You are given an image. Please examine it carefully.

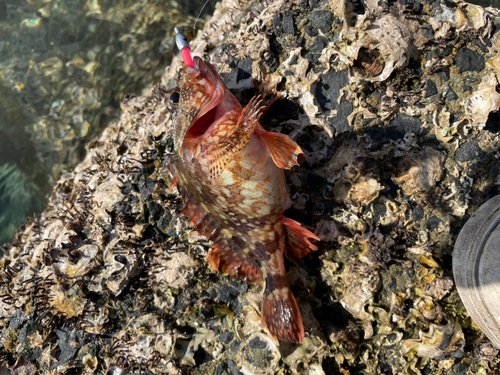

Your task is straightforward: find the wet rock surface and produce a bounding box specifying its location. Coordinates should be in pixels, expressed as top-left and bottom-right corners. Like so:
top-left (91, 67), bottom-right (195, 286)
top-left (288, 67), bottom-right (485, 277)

top-left (1, 0), bottom-right (500, 374)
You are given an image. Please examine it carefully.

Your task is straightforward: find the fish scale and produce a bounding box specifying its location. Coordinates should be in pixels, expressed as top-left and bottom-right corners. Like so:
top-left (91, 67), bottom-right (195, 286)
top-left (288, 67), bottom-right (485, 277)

top-left (168, 54), bottom-right (319, 343)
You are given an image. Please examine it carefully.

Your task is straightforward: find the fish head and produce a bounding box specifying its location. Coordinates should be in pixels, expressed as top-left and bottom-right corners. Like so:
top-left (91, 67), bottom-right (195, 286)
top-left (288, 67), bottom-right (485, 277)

top-left (169, 57), bottom-right (241, 157)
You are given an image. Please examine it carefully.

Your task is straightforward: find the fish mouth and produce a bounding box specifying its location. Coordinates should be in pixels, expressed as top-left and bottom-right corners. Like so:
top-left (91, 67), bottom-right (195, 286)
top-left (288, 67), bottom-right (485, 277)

top-left (176, 57), bottom-right (227, 156)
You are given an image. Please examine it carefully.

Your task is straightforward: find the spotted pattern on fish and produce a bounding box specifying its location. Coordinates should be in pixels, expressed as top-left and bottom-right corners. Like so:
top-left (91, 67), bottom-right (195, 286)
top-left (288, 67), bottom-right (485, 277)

top-left (167, 57), bottom-right (320, 343)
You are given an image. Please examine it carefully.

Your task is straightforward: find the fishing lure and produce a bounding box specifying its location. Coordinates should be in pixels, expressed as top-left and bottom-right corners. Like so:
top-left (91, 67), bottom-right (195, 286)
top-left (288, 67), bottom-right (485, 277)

top-left (168, 27), bottom-right (319, 343)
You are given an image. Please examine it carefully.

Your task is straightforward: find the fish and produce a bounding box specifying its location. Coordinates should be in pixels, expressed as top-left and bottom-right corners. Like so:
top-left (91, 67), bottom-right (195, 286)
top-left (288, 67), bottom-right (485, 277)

top-left (166, 53), bottom-right (320, 343)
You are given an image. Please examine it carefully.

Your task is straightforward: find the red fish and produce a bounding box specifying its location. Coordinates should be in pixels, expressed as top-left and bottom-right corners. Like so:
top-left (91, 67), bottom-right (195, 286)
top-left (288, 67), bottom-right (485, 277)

top-left (167, 56), bottom-right (319, 343)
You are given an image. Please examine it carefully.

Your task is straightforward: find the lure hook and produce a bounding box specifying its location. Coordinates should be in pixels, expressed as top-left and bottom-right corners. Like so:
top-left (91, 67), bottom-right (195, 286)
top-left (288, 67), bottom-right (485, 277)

top-left (174, 26), bottom-right (194, 68)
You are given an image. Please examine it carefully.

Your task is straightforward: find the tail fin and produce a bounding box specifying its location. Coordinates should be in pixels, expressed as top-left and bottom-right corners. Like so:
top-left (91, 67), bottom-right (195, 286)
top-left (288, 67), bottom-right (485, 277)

top-left (261, 276), bottom-right (304, 343)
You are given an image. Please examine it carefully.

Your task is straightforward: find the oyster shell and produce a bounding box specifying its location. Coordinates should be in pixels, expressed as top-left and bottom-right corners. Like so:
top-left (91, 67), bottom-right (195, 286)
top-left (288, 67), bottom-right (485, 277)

top-left (401, 318), bottom-right (465, 359)
top-left (393, 147), bottom-right (445, 196)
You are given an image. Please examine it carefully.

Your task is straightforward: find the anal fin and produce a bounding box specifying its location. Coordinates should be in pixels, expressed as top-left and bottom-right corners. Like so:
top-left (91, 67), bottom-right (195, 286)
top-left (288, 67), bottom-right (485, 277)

top-left (180, 187), bottom-right (222, 242)
top-left (282, 217), bottom-right (320, 260)
top-left (207, 239), bottom-right (263, 283)
top-left (261, 132), bottom-right (306, 170)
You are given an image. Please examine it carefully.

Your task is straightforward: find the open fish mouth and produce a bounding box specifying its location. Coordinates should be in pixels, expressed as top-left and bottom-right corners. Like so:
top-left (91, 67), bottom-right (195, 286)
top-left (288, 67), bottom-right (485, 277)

top-left (174, 57), bottom-right (227, 155)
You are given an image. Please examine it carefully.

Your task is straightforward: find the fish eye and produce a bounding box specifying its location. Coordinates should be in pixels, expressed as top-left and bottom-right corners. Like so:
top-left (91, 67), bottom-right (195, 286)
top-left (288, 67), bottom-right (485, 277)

top-left (165, 88), bottom-right (180, 112)
top-left (169, 91), bottom-right (180, 105)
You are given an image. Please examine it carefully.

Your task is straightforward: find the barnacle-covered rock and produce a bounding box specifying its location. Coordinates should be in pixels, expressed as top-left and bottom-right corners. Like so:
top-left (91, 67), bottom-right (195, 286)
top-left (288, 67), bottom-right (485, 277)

top-left (1, 0), bottom-right (500, 373)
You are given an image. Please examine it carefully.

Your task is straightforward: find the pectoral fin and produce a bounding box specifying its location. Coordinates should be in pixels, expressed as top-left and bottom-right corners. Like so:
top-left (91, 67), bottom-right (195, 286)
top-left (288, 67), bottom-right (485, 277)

top-left (261, 132), bottom-right (306, 170)
top-left (208, 96), bottom-right (264, 179)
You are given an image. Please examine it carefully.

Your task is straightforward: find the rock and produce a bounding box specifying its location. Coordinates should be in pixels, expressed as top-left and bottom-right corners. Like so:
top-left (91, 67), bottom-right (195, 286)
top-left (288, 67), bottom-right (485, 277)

top-left (308, 35), bottom-right (329, 53)
top-left (386, 114), bottom-right (422, 140)
top-left (455, 47), bottom-right (485, 72)
top-left (307, 10), bottom-right (334, 34)
top-left (219, 331), bottom-right (234, 344)
top-left (273, 14), bottom-right (282, 34)
top-left (283, 11), bottom-right (295, 35)
top-left (218, 285), bottom-right (240, 304)
top-left (455, 141), bottom-right (485, 162)
top-left (304, 24), bottom-right (319, 36)
top-left (424, 79), bottom-right (438, 97)
top-left (445, 88), bottom-right (458, 101)
top-left (315, 69), bottom-right (353, 132)
top-left (237, 57), bottom-right (253, 82)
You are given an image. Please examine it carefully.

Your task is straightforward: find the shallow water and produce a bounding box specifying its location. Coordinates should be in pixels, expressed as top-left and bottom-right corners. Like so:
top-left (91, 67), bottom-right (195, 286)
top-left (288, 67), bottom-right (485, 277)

top-left (0, 0), bottom-right (214, 246)
top-left (471, 0), bottom-right (500, 7)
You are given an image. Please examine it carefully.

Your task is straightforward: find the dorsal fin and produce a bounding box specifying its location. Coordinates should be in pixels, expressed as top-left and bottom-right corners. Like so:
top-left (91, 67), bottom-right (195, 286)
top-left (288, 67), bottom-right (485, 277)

top-left (282, 217), bottom-right (320, 260)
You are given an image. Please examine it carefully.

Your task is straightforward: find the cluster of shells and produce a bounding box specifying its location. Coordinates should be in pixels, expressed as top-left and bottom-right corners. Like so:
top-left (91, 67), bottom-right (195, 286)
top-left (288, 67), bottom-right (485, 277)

top-left (1, 0), bottom-right (500, 373)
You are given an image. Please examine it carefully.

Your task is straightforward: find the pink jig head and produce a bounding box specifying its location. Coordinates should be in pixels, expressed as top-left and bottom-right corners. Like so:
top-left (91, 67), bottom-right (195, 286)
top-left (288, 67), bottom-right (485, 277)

top-left (174, 27), bottom-right (194, 68)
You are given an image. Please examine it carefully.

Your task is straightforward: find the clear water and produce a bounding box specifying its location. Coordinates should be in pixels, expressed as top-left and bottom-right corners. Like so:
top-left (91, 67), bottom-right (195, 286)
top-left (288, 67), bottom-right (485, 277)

top-left (0, 0), bottom-right (214, 246)
top-left (0, 0), bottom-right (498, 246)
top-left (471, 0), bottom-right (500, 6)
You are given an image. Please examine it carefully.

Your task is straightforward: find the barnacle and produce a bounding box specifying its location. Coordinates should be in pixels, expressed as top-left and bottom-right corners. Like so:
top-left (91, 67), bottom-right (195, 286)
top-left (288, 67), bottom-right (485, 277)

top-left (464, 72), bottom-right (500, 129)
top-left (337, 10), bottom-right (425, 84)
top-left (48, 284), bottom-right (85, 317)
top-left (429, 2), bottom-right (490, 39)
top-left (340, 262), bottom-right (381, 339)
top-left (349, 176), bottom-right (383, 205)
top-left (393, 147), bottom-right (445, 196)
top-left (239, 332), bottom-right (281, 375)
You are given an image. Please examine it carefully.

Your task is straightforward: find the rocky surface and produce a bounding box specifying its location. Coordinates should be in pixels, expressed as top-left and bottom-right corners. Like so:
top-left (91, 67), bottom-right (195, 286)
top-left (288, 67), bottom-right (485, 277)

top-left (1, 0), bottom-right (500, 374)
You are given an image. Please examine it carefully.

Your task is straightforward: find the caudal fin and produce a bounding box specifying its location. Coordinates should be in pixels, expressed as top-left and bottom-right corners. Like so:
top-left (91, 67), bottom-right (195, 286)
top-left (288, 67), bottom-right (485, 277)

top-left (261, 276), bottom-right (304, 343)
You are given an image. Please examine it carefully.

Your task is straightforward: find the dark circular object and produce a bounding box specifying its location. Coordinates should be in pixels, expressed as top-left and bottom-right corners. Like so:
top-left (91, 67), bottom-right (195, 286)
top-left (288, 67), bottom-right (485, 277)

top-left (169, 91), bottom-right (180, 105)
top-left (453, 194), bottom-right (500, 349)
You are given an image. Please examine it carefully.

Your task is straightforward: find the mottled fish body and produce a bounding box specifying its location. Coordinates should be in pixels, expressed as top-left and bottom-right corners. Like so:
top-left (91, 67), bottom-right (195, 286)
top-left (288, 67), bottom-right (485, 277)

top-left (168, 56), bottom-right (319, 343)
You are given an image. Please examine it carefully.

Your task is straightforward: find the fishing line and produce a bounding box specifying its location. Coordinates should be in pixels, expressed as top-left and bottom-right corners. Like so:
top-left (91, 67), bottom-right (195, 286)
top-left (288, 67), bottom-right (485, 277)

top-left (174, 0), bottom-right (211, 68)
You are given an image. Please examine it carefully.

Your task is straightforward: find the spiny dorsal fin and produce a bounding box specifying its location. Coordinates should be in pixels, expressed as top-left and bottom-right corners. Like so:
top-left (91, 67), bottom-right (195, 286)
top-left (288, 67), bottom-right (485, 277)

top-left (282, 217), bottom-right (320, 260)
top-left (208, 96), bottom-right (264, 180)
top-left (261, 132), bottom-right (306, 170)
